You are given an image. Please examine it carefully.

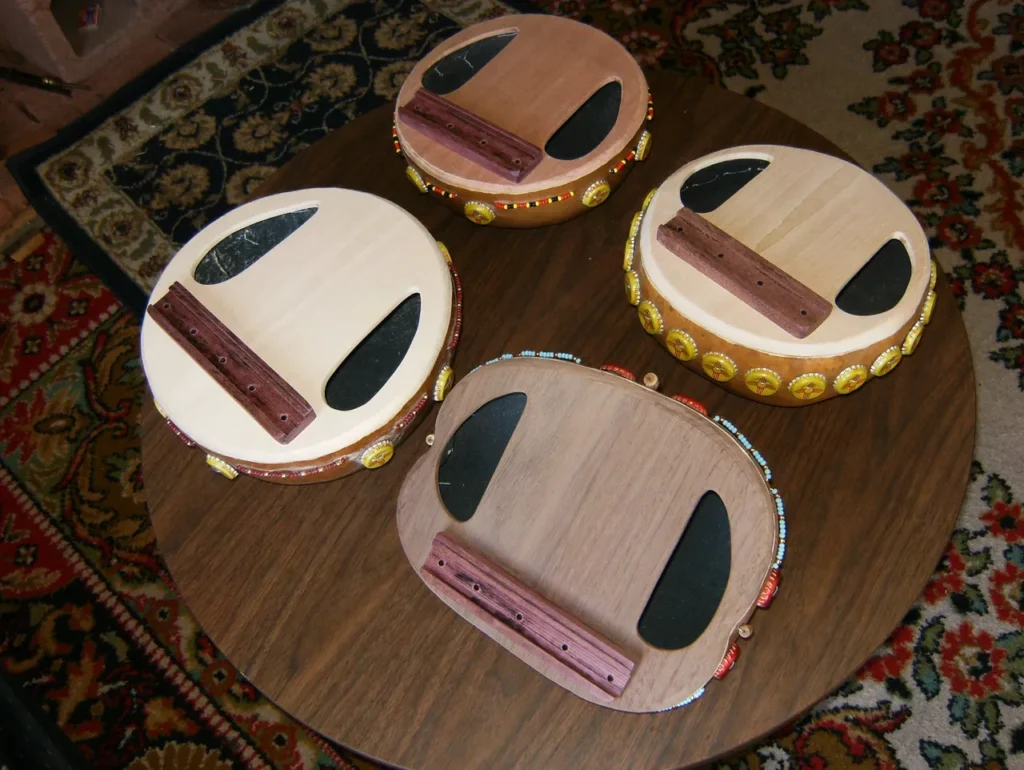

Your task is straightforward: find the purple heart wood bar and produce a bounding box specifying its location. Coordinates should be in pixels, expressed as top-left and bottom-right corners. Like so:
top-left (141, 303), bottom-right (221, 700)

top-left (656, 208), bottom-right (832, 339)
top-left (146, 281), bottom-right (315, 444)
top-left (398, 90), bottom-right (543, 183)
top-left (393, 15), bottom-right (652, 227)
top-left (421, 531), bottom-right (635, 701)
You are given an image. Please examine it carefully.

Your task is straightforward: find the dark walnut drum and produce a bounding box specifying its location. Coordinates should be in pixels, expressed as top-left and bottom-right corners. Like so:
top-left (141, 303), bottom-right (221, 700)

top-left (624, 145), bottom-right (937, 406)
top-left (393, 15), bottom-right (653, 228)
top-left (140, 188), bottom-right (462, 484)
top-left (396, 352), bottom-right (785, 712)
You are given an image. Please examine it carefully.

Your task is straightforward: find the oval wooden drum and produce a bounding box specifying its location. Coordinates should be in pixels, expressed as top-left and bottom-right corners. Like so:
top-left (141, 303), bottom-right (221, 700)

top-left (624, 145), bottom-right (937, 405)
top-left (393, 15), bottom-right (653, 228)
top-left (140, 188), bottom-right (462, 484)
top-left (396, 353), bottom-right (785, 713)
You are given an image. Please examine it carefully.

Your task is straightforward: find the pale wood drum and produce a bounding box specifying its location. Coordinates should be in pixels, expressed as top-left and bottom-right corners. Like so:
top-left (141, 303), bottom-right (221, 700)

top-left (396, 354), bottom-right (785, 712)
top-left (394, 15), bottom-right (653, 228)
top-left (625, 145), bottom-right (937, 406)
top-left (140, 188), bottom-right (461, 483)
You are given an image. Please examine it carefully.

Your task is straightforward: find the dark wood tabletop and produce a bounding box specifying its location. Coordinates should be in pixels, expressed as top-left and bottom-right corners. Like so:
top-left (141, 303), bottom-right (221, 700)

top-left (141, 70), bottom-right (977, 770)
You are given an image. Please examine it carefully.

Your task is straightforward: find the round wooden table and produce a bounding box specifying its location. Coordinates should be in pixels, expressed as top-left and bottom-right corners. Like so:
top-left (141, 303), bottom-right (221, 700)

top-left (142, 70), bottom-right (976, 770)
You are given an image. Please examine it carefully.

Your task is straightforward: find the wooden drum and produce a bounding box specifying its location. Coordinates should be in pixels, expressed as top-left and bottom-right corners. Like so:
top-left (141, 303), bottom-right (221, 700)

top-left (140, 188), bottom-right (461, 484)
top-left (393, 15), bottom-right (653, 228)
top-left (624, 145), bottom-right (937, 405)
top-left (396, 352), bottom-right (785, 712)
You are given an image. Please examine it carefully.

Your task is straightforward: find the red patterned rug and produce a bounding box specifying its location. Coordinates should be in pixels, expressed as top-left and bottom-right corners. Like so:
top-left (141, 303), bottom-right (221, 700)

top-left (2, 0), bottom-right (1023, 768)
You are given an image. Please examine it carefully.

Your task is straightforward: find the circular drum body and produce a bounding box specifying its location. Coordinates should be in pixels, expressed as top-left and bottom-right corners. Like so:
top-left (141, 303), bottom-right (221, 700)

top-left (625, 145), bottom-right (937, 406)
top-left (396, 352), bottom-right (785, 712)
top-left (393, 15), bottom-right (653, 228)
top-left (140, 188), bottom-right (461, 484)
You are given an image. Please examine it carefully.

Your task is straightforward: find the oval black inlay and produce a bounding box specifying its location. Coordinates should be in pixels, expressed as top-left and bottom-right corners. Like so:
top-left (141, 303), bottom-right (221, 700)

top-left (835, 238), bottom-right (913, 316)
top-left (421, 32), bottom-right (517, 95)
top-left (437, 392), bottom-right (527, 522)
top-left (324, 294), bottom-right (421, 412)
top-left (637, 491), bottom-right (731, 650)
top-left (544, 81), bottom-right (622, 161)
top-left (193, 207), bottom-right (317, 285)
top-left (679, 159), bottom-right (770, 214)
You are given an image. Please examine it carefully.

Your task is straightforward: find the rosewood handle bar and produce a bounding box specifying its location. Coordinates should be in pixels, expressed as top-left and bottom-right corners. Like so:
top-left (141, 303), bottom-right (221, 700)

top-left (657, 207), bottom-right (832, 338)
top-left (421, 532), bottom-right (635, 699)
top-left (146, 281), bottom-right (315, 444)
top-left (398, 89), bottom-right (543, 183)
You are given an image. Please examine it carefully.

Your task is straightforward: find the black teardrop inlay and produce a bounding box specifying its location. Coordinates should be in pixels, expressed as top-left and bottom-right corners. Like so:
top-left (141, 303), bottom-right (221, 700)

top-left (834, 238), bottom-right (913, 316)
top-left (679, 159), bottom-right (770, 214)
top-left (637, 491), bottom-right (731, 650)
top-left (545, 82), bottom-right (622, 161)
top-left (421, 33), bottom-right (517, 95)
top-left (324, 294), bottom-right (421, 412)
top-left (193, 208), bottom-right (317, 285)
top-left (437, 393), bottom-right (527, 522)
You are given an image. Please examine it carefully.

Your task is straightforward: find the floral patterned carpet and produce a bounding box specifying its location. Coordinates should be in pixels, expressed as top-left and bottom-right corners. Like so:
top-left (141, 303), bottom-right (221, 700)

top-left (2, 0), bottom-right (1023, 768)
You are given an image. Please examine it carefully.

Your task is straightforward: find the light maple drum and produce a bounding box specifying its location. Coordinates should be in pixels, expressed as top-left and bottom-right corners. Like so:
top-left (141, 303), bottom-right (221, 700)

top-left (629, 145), bottom-right (935, 406)
top-left (142, 72), bottom-right (976, 770)
top-left (140, 188), bottom-right (459, 483)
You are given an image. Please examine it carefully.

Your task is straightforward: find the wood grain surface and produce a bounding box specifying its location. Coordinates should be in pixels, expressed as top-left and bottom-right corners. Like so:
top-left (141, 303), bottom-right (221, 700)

top-left (396, 357), bottom-right (778, 712)
top-left (146, 281), bottom-right (315, 444)
top-left (142, 71), bottom-right (977, 770)
top-left (395, 15), bottom-right (649, 194)
top-left (655, 207), bottom-right (833, 339)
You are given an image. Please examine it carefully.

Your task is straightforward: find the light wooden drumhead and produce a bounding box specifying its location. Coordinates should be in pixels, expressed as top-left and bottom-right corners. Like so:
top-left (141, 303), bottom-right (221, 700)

top-left (397, 358), bottom-right (778, 712)
top-left (640, 145), bottom-right (931, 358)
top-left (395, 15), bottom-right (649, 195)
top-left (140, 188), bottom-right (452, 466)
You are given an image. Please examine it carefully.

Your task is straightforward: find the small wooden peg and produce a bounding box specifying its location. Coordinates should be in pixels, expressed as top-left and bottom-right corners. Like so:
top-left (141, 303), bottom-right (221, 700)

top-left (738, 624), bottom-right (753, 639)
top-left (642, 372), bottom-right (660, 390)
top-left (426, 433), bottom-right (435, 446)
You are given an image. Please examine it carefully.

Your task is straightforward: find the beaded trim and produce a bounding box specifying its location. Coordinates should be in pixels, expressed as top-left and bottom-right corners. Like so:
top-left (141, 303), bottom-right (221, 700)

top-left (166, 419), bottom-right (196, 448)
top-left (471, 350), bottom-right (584, 375)
top-left (609, 149), bottom-right (637, 175)
top-left (713, 416), bottom-right (786, 570)
top-left (496, 191), bottom-right (575, 210)
top-left (428, 183), bottom-right (458, 199)
top-left (609, 94), bottom-right (655, 174)
top-left (659, 411), bottom-right (784, 710)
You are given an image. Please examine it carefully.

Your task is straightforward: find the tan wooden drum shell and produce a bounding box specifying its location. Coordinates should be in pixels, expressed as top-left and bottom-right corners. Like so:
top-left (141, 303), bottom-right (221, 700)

top-left (140, 189), bottom-right (462, 484)
top-left (396, 355), bottom-right (786, 712)
top-left (625, 145), bottom-right (937, 406)
top-left (393, 15), bottom-right (653, 228)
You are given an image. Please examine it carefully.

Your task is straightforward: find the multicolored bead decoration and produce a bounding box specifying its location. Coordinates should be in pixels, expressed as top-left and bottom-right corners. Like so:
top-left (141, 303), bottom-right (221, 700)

top-left (712, 415), bottom-right (786, 570)
top-left (471, 350), bottom-right (584, 375)
top-left (496, 191), bottom-right (575, 210)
